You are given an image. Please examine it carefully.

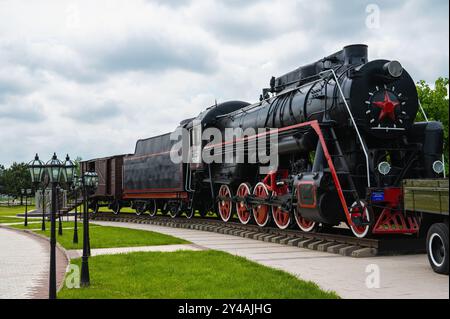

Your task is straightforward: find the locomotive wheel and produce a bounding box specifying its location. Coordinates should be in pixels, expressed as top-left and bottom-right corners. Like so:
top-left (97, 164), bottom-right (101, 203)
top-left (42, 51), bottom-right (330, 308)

top-left (147, 200), bottom-right (157, 217)
top-left (271, 188), bottom-right (291, 229)
top-left (272, 206), bottom-right (291, 230)
top-left (135, 201), bottom-right (146, 216)
top-left (349, 201), bottom-right (373, 238)
top-left (252, 182), bottom-right (271, 227)
top-left (186, 207), bottom-right (195, 219)
top-left (293, 189), bottom-right (317, 232)
top-left (236, 183), bottom-right (252, 225)
top-left (218, 185), bottom-right (233, 222)
top-left (295, 215), bottom-right (317, 232)
top-left (111, 201), bottom-right (121, 215)
top-left (167, 202), bottom-right (180, 218)
top-left (168, 208), bottom-right (178, 218)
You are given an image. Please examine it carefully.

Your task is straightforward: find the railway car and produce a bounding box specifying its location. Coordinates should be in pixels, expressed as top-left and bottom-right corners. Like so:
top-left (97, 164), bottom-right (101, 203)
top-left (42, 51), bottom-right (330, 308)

top-left (121, 131), bottom-right (189, 217)
top-left (81, 154), bottom-right (127, 214)
top-left (82, 44), bottom-right (447, 240)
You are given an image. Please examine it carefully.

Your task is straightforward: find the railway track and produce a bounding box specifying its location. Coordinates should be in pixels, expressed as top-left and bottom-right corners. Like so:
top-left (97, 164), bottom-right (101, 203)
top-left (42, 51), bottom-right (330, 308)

top-left (90, 212), bottom-right (426, 258)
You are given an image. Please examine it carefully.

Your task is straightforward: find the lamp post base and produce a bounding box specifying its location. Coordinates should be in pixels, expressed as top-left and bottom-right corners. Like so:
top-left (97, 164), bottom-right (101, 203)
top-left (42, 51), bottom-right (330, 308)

top-left (58, 216), bottom-right (63, 236)
top-left (73, 230), bottom-right (78, 244)
top-left (24, 199), bottom-right (28, 227)
top-left (80, 257), bottom-right (90, 287)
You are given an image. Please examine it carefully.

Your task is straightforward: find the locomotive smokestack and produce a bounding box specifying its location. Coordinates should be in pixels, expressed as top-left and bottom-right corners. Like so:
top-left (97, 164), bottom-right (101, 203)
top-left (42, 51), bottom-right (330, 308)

top-left (343, 44), bottom-right (368, 65)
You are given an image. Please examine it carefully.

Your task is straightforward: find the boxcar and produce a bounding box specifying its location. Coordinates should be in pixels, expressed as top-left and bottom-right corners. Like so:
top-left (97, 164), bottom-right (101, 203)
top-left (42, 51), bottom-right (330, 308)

top-left (81, 154), bottom-right (127, 213)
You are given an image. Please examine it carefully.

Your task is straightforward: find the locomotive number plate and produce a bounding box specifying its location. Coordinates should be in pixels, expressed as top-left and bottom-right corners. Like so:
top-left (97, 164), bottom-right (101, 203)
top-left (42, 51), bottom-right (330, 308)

top-left (371, 191), bottom-right (385, 202)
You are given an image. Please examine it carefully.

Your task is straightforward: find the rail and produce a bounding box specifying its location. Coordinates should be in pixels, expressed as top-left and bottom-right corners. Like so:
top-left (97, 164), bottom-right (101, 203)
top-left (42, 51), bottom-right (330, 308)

top-left (90, 212), bottom-right (426, 254)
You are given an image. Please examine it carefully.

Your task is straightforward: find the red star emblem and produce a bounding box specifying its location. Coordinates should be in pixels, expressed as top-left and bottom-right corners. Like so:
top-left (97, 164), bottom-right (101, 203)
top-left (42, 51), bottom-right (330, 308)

top-left (373, 91), bottom-right (399, 121)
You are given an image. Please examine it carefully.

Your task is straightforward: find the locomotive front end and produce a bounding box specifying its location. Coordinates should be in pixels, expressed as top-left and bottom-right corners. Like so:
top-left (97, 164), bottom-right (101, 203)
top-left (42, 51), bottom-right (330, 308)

top-left (345, 56), bottom-right (419, 139)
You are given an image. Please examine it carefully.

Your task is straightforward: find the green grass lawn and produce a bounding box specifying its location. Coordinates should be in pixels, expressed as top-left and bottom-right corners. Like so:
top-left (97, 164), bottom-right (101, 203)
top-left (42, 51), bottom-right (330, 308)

top-left (59, 250), bottom-right (338, 299)
top-left (1, 205), bottom-right (188, 249)
top-left (0, 216), bottom-right (27, 223)
top-left (5, 218), bottom-right (188, 250)
top-left (37, 224), bottom-right (188, 250)
top-left (0, 205), bottom-right (29, 216)
top-left (0, 205), bottom-right (41, 223)
top-left (9, 220), bottom-right (80, 230)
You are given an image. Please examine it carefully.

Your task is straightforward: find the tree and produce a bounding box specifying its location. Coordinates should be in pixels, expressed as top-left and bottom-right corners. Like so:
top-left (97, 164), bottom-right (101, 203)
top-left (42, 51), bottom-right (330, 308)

top-left (1, 162), bottom-right (32, 204)
top-left (416, 77), bottom-right (449, 173)
top-left (74, 156), bottom-right (82, 177)
top-left (0, 164), bottom-right (5, 194)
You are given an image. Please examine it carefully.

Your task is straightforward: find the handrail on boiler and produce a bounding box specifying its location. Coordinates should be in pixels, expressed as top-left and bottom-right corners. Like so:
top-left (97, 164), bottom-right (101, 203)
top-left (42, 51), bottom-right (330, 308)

top-left (319, 69), bottom-right (371, 188)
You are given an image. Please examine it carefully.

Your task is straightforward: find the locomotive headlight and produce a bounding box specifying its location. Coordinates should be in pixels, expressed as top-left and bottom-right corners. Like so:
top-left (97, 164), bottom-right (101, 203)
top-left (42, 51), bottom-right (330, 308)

top-left (377, 161), bottom-right (391, 175)
top-left (383, 61), bottom-right (403, 78)
top-left (432, 160), bottom-right (444, 174)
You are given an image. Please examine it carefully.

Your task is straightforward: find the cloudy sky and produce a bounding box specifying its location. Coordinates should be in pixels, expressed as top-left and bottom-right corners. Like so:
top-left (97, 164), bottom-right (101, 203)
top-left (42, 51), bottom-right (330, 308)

top-left (0, 0), bottom-right (448, 166)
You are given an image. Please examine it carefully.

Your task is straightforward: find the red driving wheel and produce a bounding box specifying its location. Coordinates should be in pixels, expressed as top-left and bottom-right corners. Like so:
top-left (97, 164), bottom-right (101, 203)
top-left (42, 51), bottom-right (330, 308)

top-left (218, 185), bottom-right (233, 222)
top-left (293, 189), bottom-right (317, 232)
top-left (236, 183), bottom-right (252, 224)
top-left (349, 201), bottom-right (372, 238)
top-left (272, 205), bottom-right (291, 230)
top-left (271, 185), bottom-right (291, 229)
top-left (252, 182), bottom-right (271, 227)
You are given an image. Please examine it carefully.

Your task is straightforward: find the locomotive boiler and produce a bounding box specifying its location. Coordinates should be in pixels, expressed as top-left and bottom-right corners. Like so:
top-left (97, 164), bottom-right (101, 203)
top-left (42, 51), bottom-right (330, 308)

top-left (83, 44), bottom-right (445, 239)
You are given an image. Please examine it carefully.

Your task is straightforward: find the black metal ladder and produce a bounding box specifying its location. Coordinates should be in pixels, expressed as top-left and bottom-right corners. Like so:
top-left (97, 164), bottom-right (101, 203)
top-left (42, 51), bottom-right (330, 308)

top-left (320, 124), bottom-right (366, 224)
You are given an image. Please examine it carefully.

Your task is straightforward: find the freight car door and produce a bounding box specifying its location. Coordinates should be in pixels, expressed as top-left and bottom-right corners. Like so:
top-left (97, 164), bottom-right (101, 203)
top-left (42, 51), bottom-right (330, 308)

top-left (97, 159), bottom-right (108, 195)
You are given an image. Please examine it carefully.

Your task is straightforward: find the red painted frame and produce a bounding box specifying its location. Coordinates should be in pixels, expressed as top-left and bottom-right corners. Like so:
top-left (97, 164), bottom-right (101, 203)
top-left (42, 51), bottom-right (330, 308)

top-left (372, 187), bottom-right (419, 234)
top-left (261, 169), bottom-right (289, 195)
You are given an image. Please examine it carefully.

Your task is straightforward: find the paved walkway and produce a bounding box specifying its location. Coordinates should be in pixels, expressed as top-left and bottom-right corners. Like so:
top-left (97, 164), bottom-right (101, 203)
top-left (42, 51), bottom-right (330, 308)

top-left (0, 227), bottom-right (49, 298)
top-left (66, 244), bottom-right (204, 259)
top-left (92, 221), bottom-right (449, 299)
top-left (0, 227), bottom-right (68, 299)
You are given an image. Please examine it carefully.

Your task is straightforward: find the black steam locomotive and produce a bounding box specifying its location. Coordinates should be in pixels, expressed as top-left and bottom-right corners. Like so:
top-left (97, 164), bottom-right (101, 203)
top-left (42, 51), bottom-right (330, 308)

top-left (82, 44), bottom-right (445, 238)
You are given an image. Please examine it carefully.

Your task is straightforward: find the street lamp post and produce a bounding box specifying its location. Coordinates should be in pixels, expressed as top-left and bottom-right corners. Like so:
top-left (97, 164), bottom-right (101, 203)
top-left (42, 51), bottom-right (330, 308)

top-left (57, 186), bottom-right (63, 236)
top-left (22, 188), bottom-right (28, 227)
top-left (62, 155), bottom-right (76, 241)
top-left (72, 180), bottom-right (79, 244)
top-left (28, 154), bottom-right (45, 230)
top-left (28, 153), bottom-right (77, 299)
top-left (80, 171), bottom-right (98, 287)
top-left (41, 184), bottom-right (47, 231)
top-left (45, 153), bottom-right (64, 299)
top-left (27, 188), bottom-right (32, 203)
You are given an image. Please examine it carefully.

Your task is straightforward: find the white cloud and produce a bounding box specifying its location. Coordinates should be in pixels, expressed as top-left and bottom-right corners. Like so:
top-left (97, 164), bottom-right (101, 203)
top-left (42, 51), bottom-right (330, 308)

top-left (0, 0), bottom-right (448, 166)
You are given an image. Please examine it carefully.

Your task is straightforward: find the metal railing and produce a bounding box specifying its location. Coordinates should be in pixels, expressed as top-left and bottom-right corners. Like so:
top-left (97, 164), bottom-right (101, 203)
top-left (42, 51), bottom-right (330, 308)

top-left (319, 68), bottom-right (371, 188)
